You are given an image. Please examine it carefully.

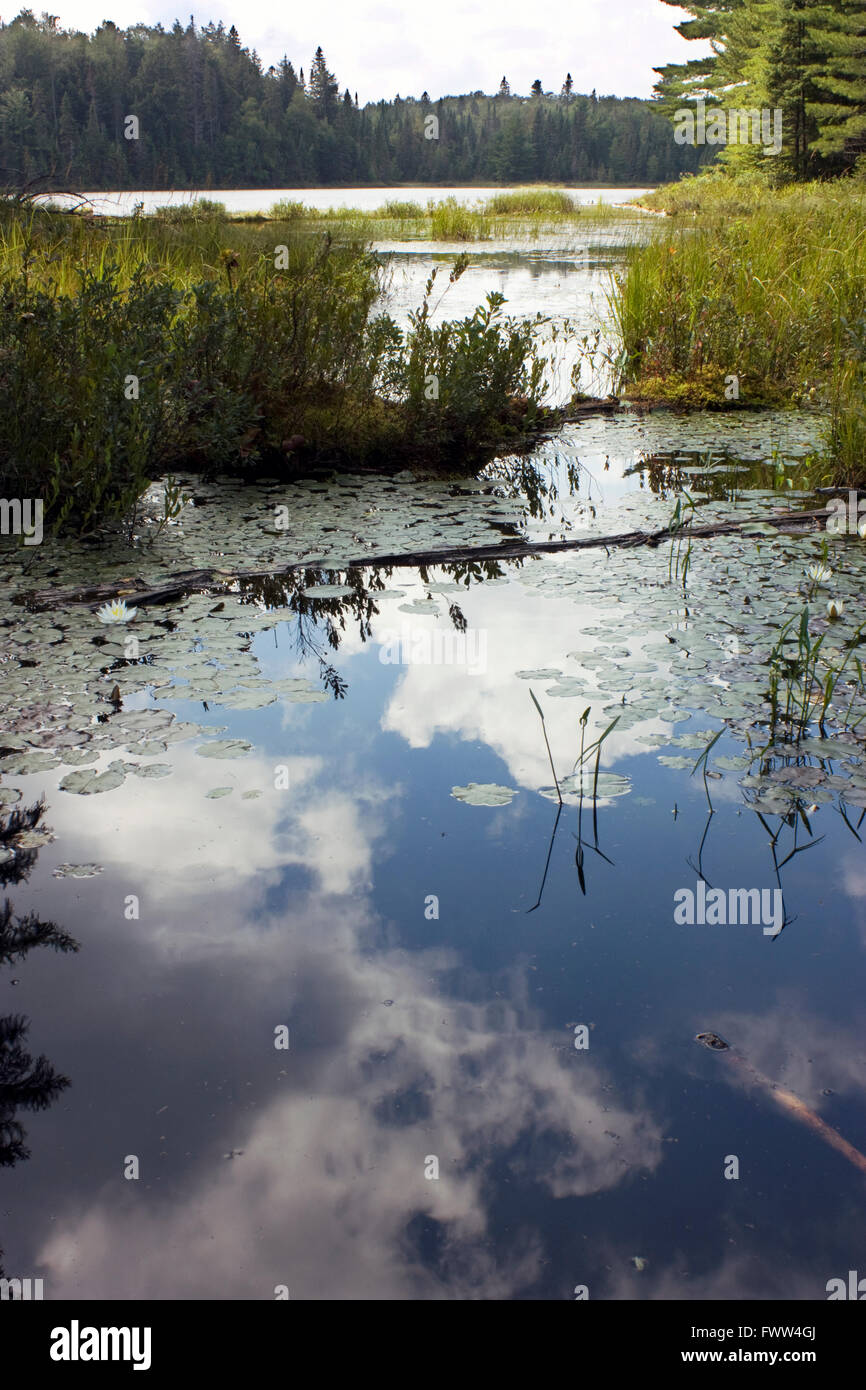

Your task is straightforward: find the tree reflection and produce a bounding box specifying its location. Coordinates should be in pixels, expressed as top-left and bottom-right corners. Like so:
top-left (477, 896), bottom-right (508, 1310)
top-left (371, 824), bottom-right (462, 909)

top-left (0, 798), bottom-right (76, 1276)
top-left (482, 452), bottom-right (588, 534)
top-left (234, 557), bottom-right (516, 698)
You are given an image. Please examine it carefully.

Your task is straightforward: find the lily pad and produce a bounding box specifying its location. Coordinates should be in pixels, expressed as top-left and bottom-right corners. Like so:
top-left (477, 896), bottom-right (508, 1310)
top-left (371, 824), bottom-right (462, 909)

top-left (301, 584), bottom-right (357, 598)
top-left (195, 739), bottom-right (253, 759)
top-left (451, 782), bottom-right (518, 806)
top-left (0, 751), bottom-right (62, 774)
top-left (59, 766), bottom-right (126, 794)
top-left (12, 829), bottom-right (54, 848)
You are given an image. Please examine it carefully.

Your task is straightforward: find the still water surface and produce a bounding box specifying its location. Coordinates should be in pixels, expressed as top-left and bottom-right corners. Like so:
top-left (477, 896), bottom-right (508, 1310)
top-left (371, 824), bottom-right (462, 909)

top-left (1, 214), bottom-right (864, 1301)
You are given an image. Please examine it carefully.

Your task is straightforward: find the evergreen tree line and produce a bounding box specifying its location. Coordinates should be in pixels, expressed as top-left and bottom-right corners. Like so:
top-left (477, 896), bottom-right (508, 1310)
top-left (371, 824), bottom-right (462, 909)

top-left (0, 10), bottom-right (708, 190)
top-left (654, 0), bottom-right (866, 178)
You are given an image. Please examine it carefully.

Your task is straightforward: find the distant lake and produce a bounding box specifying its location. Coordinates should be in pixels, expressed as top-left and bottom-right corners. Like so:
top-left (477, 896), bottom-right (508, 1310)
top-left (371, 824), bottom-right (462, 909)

top-left (39, 185), bottom-right (653, 217)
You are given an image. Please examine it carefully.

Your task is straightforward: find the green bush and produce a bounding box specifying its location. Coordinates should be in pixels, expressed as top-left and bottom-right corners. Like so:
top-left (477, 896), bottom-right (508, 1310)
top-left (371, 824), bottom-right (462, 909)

top-left (0, 209), bottom-right (552, 533)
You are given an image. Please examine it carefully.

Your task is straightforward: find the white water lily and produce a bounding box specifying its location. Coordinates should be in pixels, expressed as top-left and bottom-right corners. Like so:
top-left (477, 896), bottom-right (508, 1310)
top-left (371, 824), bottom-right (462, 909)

top-left (827, 598), bottom-right (845, 620)
top-left (96, 598), bottom-right (138, 624)
top-left (808, 563), bottom-right (833, 584)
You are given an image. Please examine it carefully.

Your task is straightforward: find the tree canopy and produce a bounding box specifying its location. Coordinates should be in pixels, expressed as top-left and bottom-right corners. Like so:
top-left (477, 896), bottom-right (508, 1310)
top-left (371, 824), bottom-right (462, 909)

top-left (0, 11), bottom-right (707, 189)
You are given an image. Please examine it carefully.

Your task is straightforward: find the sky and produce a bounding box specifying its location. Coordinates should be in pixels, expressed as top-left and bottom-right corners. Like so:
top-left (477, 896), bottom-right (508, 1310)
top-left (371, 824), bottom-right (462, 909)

top-left (18, 0), bottom-right (704, 103)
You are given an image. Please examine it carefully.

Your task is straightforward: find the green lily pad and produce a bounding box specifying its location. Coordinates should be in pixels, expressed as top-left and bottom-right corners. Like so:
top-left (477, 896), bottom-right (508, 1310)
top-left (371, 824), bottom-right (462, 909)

top-left (12, 828), bottom-right (54, 848)
top-left (0, 751), bottom-right (62, 774)
top-left (59, 766), bottom-right (126, 794)
top-left (195, 739), bottom-right (253, 759)
top-left (451, 782), bottom-right (518, 806)
top-left (301, 584), bottom-right (356, 598)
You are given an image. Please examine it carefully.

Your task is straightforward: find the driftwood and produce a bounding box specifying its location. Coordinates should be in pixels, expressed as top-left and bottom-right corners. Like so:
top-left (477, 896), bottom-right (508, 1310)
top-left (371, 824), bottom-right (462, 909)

top-left (15, 506), bottom-right (831, 612)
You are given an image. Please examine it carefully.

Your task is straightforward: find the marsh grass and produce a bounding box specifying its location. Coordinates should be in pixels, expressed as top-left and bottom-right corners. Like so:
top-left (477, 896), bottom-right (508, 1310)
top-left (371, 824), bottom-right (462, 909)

top-left (257, 190), bottom-right (645, 243)
top-left (765, 605), bottom-right (866, 742)
top-left (528, 692), bottom-right (620, 902)
top-left (611, 176), bottom-right (866, 481)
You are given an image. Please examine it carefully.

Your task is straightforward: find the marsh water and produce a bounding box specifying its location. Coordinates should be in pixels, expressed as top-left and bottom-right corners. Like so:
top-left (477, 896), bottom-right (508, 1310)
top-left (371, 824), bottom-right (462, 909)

top-left (2, 205), bottom-right (865, 1301)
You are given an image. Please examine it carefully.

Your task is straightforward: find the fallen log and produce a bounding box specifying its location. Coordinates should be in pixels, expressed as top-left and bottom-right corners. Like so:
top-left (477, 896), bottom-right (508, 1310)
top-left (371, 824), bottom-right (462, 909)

top-left (15, 506), bottom-right (831, 612)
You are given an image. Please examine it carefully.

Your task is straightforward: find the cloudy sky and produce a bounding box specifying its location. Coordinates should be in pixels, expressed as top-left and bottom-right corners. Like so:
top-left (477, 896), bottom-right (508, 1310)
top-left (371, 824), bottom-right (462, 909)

top-left (32, 0), bottom-right (704, 103)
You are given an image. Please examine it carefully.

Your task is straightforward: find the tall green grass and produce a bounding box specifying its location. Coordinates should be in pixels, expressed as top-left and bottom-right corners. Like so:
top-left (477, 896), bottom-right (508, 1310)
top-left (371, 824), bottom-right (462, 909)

top-left (482, 189), bottom-right (578, 216)
top-left (611, 176), bottom-right (866, 480)
top-left (429, 197), bottom-right (486, 241)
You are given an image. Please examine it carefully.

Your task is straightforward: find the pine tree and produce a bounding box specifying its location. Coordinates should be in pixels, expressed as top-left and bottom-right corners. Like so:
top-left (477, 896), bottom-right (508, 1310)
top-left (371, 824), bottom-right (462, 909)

top-left (806, 0), bottom-right (866, 160)
top-left (308, 46), bottom-right (338, 120)
top-left (530, 78), bottom-right (543, 98)
top-left (562, 73), bottom-right (573, 102)
top-left (652, 0), bottom-right (745, 114)
top-left (498, 75), bottom-right (510, 98)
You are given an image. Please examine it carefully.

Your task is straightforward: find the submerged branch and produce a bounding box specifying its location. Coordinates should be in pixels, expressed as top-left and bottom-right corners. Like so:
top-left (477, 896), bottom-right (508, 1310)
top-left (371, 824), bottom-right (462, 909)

top-left (16, 507), bottom-right (831, 613)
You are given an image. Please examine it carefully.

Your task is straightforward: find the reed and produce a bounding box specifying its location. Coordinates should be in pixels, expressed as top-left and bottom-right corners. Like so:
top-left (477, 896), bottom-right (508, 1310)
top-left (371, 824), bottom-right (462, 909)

top-left (610, 175), bottom-right (866, 482)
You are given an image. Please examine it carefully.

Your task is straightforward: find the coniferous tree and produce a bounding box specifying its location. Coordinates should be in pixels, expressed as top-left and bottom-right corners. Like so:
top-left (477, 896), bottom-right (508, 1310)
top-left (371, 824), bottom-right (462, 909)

top-left (308, 46), bottom-right (338, 120)
top-left (652, 0), bottom-right (745, 114)
top-left (806, 0), bottom-right (866, 160)
top-left (0, 12), bottom-right (709, 189)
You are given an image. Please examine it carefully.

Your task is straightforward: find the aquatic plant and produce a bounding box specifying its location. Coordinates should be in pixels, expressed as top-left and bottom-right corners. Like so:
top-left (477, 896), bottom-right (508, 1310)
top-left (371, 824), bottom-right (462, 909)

top-left (96, 599), bottom-right (138, 624)
top-left (666, 491), bottom-right (695, 588)
top-left (765, 605), bottom-right (866, 742)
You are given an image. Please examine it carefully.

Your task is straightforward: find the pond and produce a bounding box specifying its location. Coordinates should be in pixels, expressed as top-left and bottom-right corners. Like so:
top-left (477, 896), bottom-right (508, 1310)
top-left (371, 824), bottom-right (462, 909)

top-left (1, 220), bottom-right (864, 1302)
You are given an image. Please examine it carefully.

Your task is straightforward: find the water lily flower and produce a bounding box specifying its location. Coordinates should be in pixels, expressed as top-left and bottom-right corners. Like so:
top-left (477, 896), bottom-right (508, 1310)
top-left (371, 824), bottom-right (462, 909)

top-left (808, 563), bottom-right (833, 583)
top-left (97, 599), bottom-right (138, 624)
top-left (858, 518), bottom-right (866, 540)
top-left (827, 598), bottom-right (844, 620)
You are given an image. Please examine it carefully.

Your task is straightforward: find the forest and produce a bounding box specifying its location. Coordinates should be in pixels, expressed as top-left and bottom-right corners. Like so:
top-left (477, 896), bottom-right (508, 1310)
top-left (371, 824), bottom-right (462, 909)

top-left (0, 11), bottom-right (708, 189)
